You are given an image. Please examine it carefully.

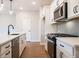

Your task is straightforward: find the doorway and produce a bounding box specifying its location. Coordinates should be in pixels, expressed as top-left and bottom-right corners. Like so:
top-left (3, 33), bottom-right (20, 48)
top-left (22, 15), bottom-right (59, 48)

top-left (22, 18), bottom-right (32, 42)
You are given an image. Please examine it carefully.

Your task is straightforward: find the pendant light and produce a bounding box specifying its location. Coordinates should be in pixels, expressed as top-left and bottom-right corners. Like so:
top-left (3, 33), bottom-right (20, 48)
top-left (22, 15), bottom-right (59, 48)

top-left (9, 0), bottom-right (13, 14)
top-left (1, 0), bottom-right (3, 7)
top-left (0, 0), bottom-right (4, 10)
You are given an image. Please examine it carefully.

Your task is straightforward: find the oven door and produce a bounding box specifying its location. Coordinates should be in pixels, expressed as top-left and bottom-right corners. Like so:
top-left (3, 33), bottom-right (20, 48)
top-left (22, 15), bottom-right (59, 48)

top-left (47, 39), bottom-right (56, 58)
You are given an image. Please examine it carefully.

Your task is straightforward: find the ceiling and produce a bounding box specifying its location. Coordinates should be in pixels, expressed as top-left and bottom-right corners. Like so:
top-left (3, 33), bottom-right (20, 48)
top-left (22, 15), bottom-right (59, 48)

top-left (15, 0), bottom-right (52, 11)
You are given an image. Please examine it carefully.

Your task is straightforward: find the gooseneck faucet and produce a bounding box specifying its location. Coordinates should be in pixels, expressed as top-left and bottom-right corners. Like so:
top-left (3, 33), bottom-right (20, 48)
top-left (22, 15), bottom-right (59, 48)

top-left (8, 24), bottom-right (14, 35)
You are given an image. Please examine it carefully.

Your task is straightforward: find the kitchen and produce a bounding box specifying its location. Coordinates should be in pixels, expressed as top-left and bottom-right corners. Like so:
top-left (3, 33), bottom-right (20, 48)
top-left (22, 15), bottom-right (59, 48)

top-left (0, 0), bottom-right (79, 58)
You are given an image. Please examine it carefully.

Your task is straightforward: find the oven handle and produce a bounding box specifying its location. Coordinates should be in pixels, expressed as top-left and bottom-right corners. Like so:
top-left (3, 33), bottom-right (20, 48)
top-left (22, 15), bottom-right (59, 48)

top-left (47, 39), bottom-right (55, 44)
top-left (60, 44), bottom-right (64, 47)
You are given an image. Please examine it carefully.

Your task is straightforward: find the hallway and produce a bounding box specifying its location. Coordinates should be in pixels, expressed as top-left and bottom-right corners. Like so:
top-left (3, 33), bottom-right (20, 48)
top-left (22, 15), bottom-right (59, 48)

top-left (21, 42), bottom-right (49, 58)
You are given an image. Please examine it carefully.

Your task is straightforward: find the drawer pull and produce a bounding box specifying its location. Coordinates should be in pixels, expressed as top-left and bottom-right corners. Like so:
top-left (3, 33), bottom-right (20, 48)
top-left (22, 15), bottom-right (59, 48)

top-left (5, 45), bottom-right (10, 48)
top-left (5, 51), bottom-right (10, 55)
top-left (60, 44), bottom-right (64, 47)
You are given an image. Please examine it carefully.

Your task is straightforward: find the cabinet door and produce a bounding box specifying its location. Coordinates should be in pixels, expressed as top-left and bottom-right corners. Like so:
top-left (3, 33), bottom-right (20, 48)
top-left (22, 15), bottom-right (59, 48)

top-left (22, 34), bottom-right (26, 48)
top-left (19, 34), bottom-right (26, 56)
top-left (12, 37), bottom-right (19, 58)
top-left (0, 41), bottom-right (11, 55)
top-left (56, 46), bottom-right (73, 58)
top-left (62, 53), bottom-right (71, 58)
top-left (58, 0), bottom-right (67, 5)
top-left (55, 0), bottom-right (67, 7)
top-left (54, 0), bottom-right (58, 8)
top-left (19, 37), bottom-right (23, 56)
top-left (50, 1), bottom-right (55, 23)
top-left (68, 0), bottom-right (79, 18)
top-left (1, 49), bottom-right (11, 58)
top-left (19, 35), bottom-right (24, 56)
top-left (62, 51), bottom-right (73, 58)
top-left (56, 46), bottom-right (61, 58)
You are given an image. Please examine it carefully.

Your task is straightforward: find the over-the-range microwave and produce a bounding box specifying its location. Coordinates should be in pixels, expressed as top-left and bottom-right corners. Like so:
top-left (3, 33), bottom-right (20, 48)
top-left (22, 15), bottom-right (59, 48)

top-left (54, 2), bottom-right (68, 22)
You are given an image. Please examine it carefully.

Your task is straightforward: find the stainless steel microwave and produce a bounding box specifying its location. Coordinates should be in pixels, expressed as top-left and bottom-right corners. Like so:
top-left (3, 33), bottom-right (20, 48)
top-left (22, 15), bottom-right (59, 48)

top-left (54, 2), bottom-right (68, 22)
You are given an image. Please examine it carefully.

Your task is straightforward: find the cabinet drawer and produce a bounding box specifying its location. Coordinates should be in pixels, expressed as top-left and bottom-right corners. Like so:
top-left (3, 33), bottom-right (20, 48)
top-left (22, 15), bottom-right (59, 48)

top-left (57, 40), bottom-right (74, 56)
top-left (1, 49), bottom-right (11, 58)
top-left (1, 41), bottom-right (11, 55)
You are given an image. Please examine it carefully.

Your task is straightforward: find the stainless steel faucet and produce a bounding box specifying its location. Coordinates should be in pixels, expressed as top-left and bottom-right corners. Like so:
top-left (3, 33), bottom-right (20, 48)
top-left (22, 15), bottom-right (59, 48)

top-left (8, 24), bottom-right (14, 35)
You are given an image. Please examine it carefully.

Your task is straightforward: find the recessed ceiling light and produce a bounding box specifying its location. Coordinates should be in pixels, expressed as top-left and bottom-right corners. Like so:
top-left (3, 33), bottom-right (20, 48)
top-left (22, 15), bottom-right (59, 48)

top-left (9, 10), bottom-right (13, 15)
top-left (32, 1), bottom-right (36, 5)
top-left (20, 7), bottom-right (23, 10)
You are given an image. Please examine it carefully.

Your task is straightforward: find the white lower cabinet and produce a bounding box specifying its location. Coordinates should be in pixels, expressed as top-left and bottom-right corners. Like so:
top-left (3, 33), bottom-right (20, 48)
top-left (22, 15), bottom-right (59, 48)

top-left (56, 46), bottom-right (72, 58)
top-left (0, 34), bottom-right (26, 58)
top-left (67, 0), bottom-right (79, 19)
top-left (56, 40), bottom-right (74, 58)
top-left (19, 34), bottom-right (26, 57)
top-left (19, 37), bottom-right (23, 56)
top-left (0, 41), bottom-right (12, 58)
top-left (1, 49), bottom-right (11, 58)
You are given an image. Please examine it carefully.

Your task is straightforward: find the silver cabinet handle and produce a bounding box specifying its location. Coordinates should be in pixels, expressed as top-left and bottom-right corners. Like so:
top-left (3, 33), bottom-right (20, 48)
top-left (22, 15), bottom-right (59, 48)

top-left (5, 45), bottom-right (10, 48)
top-left (5, 51), bottom-right (10, 55)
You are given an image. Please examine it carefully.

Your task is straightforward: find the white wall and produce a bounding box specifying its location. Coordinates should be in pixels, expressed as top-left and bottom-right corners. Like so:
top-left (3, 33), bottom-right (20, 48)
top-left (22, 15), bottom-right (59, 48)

top-left (31, 12), bottom-right (40, 42)
top-left (16, 11), bottom-right (40, 42)
top-left (58, 19), bottom-right (79, 36)
top-left (0, 0), bottom-right (16, 36)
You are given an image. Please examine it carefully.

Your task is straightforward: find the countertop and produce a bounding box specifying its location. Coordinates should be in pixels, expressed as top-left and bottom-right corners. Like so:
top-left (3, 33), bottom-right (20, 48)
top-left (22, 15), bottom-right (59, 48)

top-left (57, 37), bottom-right (79, 47)
top-left (0, 32), bottom-right (26, 46)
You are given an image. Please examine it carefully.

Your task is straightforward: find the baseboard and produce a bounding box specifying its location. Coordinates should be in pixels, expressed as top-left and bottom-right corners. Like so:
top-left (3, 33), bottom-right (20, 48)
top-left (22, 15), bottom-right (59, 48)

top-left (40, 43), bottom-right (45, 45)
top-left (29, 40), bottom-right (40, 42)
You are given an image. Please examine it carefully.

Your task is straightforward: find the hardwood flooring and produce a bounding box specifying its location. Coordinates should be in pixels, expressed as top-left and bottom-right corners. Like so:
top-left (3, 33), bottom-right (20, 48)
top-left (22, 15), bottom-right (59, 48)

top-left (21, 42), bottom-right (49, 58)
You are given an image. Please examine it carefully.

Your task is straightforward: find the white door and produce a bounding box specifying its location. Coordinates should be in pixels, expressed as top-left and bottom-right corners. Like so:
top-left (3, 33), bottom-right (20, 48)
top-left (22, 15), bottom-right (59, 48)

top-left (22, 19), bottom-right (31, 41)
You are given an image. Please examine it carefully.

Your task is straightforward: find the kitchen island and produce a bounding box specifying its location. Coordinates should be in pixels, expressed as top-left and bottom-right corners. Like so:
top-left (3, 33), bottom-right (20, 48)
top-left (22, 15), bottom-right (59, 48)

top-left (0, 33), bottom-right (26, 58)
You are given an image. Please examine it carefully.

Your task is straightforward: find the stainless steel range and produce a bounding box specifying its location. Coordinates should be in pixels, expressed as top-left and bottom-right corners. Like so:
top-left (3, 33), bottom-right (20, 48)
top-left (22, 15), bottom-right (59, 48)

top-left (47, 33), bottom-right (78, 58)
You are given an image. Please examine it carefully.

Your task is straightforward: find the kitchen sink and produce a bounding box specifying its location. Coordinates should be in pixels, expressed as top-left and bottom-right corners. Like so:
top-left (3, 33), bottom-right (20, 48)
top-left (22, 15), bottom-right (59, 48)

top-left (10, 33), bottom-right (19, 35)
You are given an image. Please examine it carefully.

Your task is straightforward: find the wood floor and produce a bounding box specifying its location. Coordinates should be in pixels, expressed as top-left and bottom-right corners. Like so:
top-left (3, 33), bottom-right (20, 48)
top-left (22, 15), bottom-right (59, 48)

top-left (21, 42), bottom-right (49, 58)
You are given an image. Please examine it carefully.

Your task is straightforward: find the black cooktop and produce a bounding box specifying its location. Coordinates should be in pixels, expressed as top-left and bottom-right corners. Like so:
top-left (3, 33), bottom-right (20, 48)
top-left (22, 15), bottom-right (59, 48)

top-left (47, 33), bottom-right (78, 39)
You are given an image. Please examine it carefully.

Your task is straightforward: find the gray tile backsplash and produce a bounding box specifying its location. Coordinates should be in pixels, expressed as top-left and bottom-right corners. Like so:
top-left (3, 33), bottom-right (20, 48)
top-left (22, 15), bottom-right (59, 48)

top-left (58, 19), bottom-right (79, 36)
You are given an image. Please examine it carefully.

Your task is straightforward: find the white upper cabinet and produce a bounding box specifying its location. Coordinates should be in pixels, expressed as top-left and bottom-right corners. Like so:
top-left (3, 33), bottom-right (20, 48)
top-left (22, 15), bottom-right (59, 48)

top-left (67, 0), bottom-right (79, 19)
top-left (49, 0), bottom-right (67, 24)
top-left (40, 6), bottom-right (47, 19)
top-left (56, 0), bottom-right (67, 7)
top-left (42, 7), bottom-right (46, 17)
top-left (49, 0), bottom-right (58, 24)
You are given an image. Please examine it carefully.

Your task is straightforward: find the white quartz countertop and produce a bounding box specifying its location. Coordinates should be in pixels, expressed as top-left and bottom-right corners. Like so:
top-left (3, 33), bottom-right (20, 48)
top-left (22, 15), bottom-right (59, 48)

top-left (57, 37), bottom-right (79, 47)
top-left (0, 33), bottom-right (25, 46)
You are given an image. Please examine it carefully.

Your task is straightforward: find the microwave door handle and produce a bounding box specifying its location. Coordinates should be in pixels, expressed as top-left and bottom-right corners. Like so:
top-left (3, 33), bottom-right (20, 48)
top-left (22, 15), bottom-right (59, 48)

top-left (59, 9), bottom-right (61, 16)
top-left (75, 5), bottom-right (78, 13)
